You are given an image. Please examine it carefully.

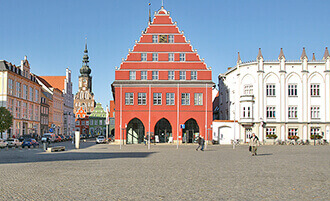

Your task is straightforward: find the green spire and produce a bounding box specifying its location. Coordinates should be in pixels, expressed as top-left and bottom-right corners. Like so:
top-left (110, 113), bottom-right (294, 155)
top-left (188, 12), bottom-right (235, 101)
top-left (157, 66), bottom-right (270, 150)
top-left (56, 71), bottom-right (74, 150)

top-left (80, 39), bottom-right (91, 76)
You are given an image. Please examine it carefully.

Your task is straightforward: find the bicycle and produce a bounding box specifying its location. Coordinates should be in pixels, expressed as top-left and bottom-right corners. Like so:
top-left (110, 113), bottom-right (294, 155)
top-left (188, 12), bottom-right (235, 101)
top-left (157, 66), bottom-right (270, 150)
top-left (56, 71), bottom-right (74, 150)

top-left (231, 139), bottom-right (240, 146)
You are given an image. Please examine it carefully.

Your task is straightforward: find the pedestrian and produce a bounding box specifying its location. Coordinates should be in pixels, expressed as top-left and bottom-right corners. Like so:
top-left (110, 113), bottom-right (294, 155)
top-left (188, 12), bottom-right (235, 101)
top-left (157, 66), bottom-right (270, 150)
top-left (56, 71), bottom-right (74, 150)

top-left (196, 136), bottom-right (205, 151)
top-left (144, 135), bottom-right (147, 145)
top-left (249, 133), bottom-right (260, 156)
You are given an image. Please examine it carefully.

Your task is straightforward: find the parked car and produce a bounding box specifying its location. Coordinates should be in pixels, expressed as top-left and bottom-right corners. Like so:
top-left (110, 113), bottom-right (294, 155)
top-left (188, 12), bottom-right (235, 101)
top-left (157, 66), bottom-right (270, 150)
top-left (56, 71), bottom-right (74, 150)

top-left (96, 136), bottom-right (106, 144)
top-left (54, 136), bottom-right (62, 142)
top-left (0, 139), bottom-right (8, 148)
top-left (41, 133), bottom-right (56, 143)
top-left (59, 135), bottom-right (66, 142)
top-left (6, 138), bottom-right (22, 147)
top-left (22, 139), bottom-right (39, 148)
top-left (65, 135), bottom-right (71, 141)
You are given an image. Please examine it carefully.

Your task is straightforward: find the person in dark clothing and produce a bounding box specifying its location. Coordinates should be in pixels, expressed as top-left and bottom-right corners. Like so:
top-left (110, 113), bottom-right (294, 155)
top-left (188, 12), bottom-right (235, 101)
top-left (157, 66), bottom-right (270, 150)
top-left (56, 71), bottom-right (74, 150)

top-left (196, 136), bottom-right (205, 151)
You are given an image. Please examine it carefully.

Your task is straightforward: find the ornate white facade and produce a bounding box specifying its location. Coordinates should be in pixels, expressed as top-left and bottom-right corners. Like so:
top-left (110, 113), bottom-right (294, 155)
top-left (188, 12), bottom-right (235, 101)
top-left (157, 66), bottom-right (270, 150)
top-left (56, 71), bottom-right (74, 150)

top-left (218, 48), bottom-right (330, 143)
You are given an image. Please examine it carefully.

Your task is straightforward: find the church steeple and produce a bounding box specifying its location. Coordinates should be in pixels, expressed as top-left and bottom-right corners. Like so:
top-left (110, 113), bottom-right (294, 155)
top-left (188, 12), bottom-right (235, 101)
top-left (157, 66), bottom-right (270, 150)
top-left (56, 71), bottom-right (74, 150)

top-left (80, 40), bottom-right (91, 77)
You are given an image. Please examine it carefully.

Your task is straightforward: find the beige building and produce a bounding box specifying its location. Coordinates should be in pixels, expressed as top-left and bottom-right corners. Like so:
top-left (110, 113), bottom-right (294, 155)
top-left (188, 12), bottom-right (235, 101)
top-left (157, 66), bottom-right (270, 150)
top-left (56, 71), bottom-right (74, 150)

top-left (0, 56), bottom-right (41, 139)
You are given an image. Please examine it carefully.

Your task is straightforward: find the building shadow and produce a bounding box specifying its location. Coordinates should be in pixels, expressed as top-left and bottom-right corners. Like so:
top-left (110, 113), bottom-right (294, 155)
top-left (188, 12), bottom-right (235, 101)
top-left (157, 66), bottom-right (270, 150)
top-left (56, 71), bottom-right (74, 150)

top-left (0, 151), bottom-right (156, 164)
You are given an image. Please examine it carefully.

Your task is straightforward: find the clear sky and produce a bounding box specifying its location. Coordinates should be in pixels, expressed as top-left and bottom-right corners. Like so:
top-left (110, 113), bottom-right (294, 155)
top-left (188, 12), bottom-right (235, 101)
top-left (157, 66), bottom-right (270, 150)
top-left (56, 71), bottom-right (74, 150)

top-left (1, 0), bottom-right (329, 107)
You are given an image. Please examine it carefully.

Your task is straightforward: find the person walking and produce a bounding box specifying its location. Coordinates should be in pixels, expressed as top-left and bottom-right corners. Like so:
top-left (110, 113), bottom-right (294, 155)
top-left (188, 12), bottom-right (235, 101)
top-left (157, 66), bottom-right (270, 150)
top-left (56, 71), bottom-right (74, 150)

top-left (249, 133), bottom-right (260, 156)
top-left (196, 136), bottom-right (205, 151)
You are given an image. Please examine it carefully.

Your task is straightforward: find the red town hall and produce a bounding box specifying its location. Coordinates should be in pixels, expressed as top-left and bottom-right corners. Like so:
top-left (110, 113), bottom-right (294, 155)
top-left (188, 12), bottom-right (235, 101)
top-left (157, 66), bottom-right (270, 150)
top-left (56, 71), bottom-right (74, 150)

top-left (112, 6), bottom-right (213, 144)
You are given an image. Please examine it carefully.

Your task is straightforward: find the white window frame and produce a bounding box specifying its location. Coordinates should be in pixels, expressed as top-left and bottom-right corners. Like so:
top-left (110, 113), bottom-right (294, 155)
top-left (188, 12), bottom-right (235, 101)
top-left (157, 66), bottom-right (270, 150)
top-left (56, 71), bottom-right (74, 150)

top-left (168, 53), bottom-right (174, 62)
top-left (179, 71), bottom-right (186, 80)
top-left (288, 128), bottom-right (298, 137)
top-left (152, 71), bottom-right (158, 80)
top-left (310, 127), bottom-right (320, 136)
top-left (181, 93), bottom-right (190, 105)
top-left (288, 106), bottom-right (298, 119)
top-left (288, 84), bottom-right (297, 96)
top-left (141, 53), bottom-right (147, 61)
top-left (141, 71), bottom-right (147, 80)
top-left (138, 93), bottom-right (147, 105)
top-left (191, 71), bottom-right (197, 80)
top-left (129, 71), bottom-right (136, 80)
top-left (266, 127), bottom-right (276, 137)
top-left (194, 93), bottom-right (203, 105)
top-left (168, 71), bottom-right (174, 80)
top-left (166, 93), bottom-right (175, 105)
top-left (266, 106), bottom-right (276, 118)
top-left (153, 93), bottom-right (162, 105)
top-left (152, 35), bottom-right (158, 43)
top-left (311, 106), bottom-right (320, 119)
top-left (125, 93), bottom-right (134, 105)
top-left (168, 35), bottom-right (174, 43)
top-left (244, 84), bottom-right (253, 95)
top-left (266, 84), bottom-right (276, 96)
top-left (152, 53), bottom-right (158, 61)
top-left (179, 53), bottom-right (185, 61)
top-left (311, 84), bottom-right (320, 96)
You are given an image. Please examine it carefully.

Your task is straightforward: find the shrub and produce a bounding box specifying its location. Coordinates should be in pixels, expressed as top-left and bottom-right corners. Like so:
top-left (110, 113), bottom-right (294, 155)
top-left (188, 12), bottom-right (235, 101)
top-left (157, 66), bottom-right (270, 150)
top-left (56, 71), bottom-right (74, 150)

top-left (266, 134), bottom-right (277, 139)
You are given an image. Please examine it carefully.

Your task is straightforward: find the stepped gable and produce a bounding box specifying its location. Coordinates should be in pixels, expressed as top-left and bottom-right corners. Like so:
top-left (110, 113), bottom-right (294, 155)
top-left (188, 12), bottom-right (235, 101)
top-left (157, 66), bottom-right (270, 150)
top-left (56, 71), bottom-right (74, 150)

top-left (119, 6), bottom-right (208, 70)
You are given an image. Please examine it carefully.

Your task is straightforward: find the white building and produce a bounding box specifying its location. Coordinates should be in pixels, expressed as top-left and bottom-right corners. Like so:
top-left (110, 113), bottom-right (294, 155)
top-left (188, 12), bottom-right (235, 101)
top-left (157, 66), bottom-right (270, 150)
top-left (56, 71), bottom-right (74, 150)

top-left (217, 47), bottom-right (330, 143)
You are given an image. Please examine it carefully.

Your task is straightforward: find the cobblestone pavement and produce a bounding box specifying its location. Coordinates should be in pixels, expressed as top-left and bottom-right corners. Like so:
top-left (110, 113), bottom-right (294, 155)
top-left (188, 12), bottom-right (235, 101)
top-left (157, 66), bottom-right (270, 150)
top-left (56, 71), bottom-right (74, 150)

top-left (0, 142), bottom-right (329, 201)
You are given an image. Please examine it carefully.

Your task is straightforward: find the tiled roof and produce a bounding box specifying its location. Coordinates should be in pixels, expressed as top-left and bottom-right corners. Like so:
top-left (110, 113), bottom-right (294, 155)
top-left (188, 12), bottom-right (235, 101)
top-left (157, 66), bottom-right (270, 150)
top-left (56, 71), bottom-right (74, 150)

top-left (36, 76), bottom-right (52, 88)
top-left (40, 76), bottom-right (66, 91)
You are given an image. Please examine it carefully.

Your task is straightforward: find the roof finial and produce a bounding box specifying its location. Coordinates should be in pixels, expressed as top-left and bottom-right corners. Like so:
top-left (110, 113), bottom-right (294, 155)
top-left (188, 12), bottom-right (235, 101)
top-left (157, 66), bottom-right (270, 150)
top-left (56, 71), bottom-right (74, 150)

top-left (312, 53), bottom-right (316, 61)
top-left (300, 47), bottom-right (308, 60)
top-left (162, 0), bottom-right (164, 7)
top-left (84, 37), bottom-right (88, 53)
top-left (237, 52), bottom-right (242, 64)
top-left (257, 48), bottom-right (263, 60)
top-left (148, 2), bottom-right (151, 24)
top-left (278, 48), bottom-right (285, 60)
top-left (323, 47), bottom-right (329, 60)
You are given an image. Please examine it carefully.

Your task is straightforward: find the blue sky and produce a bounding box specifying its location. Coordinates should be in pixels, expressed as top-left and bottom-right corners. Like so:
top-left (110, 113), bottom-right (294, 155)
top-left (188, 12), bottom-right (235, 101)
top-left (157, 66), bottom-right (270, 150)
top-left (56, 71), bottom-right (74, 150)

top-left (0, 0), bottom-right (329, 107)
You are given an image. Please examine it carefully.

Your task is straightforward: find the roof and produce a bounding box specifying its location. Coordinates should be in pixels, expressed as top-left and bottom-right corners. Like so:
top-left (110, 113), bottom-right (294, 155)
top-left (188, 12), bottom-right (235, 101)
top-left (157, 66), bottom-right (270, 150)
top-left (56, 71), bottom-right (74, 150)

top-left (39, 76), bottom-right (66, 91)
top-left (36, 76), bottom-right (52, 88)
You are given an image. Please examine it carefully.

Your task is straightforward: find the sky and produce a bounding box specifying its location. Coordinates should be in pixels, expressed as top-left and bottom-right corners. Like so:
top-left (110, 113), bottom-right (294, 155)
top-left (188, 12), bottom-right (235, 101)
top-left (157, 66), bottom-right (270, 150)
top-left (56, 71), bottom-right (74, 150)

top-left (0, 0), bottom-right (329, 108)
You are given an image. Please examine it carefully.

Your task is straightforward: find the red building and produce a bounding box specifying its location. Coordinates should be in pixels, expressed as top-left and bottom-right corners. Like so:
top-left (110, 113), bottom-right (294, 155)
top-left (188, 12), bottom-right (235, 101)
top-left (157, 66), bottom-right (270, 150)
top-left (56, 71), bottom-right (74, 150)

top-left (111, 6), bottom-right (213, 144)
top-left (75, 106), bottom-right (89, 136)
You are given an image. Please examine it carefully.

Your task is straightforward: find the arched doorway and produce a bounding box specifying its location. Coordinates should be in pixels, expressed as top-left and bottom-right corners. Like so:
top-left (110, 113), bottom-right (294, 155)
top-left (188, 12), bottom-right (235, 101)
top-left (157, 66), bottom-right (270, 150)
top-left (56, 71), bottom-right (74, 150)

top-left (127, 118), bottom-right (145, 144)
top-left (154, 118), bottom-right (172, 143)
top-left (183, 119), bottom-right (199, 143)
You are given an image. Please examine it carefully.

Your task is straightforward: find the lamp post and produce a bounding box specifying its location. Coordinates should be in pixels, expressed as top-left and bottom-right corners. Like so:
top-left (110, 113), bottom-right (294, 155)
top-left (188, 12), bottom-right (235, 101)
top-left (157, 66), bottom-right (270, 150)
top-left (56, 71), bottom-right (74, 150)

top-left (231, 101), bottom-right (236, 149)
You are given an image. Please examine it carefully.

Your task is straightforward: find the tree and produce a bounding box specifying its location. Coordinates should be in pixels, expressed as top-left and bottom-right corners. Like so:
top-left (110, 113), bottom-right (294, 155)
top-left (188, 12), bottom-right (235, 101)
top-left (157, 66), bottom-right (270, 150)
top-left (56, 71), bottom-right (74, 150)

top-left (0, 107), bottom-right (13, 138)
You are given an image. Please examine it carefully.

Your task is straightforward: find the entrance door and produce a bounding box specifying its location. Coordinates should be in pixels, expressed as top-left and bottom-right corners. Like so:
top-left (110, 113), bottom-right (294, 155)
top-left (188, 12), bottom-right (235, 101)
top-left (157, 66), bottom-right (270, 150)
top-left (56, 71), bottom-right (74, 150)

top-left (126, 118), bottom-right (145, 144)
top-left (245, 128), bottom-right (252, 143)
top-left (154, 118), bottom-right (172, 143)
top-left (183, 119), bottom-right (199, 143)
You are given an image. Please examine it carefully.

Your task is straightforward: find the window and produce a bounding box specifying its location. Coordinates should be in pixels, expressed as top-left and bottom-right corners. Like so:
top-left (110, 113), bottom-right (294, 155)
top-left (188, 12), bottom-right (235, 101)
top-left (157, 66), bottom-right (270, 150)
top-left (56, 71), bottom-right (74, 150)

top-left (242, 107), bottom-right (251, 118)
top-left (16, 82), bottom-right (21, 98)
top-left (22, 102), bottom-right (27, 119)
top-left (194, 93), bottom-right (203, 105)
top-left (179, 71), bottom-right (186, 80)
top-left (99, 120), bottom-right (102, 125)
top-left (181, 93), bottom-right (190, 105)
top-left (311, 84), bottom-right (320, 96)
top-left (288, 84), bottom-right (297, 96)
top-left (288, 128), bottom-right (298, 137)
top-left (82, 121), bottom-right (85, 125)
top-left (168, 53), bottom-right (174, 62)
top-left (288, 106), bottom-right (298, 119)
top-left (168, 71), bottom-right (174, 80)
top-left (179, 53), bottom-right (185, 61)
top-left (266, 128), bottom-right (276, 138)
top-left (152, 53), bottom-right (158, 61)
top-left (141, 71), bottom-right (147, 80)
top-left (153, 93), bottom-right (162, 105)
top-left (141, 53), bottom-right (147, 61)
top-left (311, 106), bottom-right (320, 119)
top-left (29, 87), bottom-right (33, 102)
top-left (266, 84), bottom-right (276, 96)
top-left (166, 93), bottom-right (175, 105)
top-left (191, 71), bottom-right (197, 80)
top-left (16, 101), bottom-right (21, 118)
top-left (138, 93), bottom-right (147, 105)
top-left (129, 71), bottom-right (136, 80)
top-left (169, 35), bottom-right (174, 43)
top-left (310, 127), bottom-right (320, 136)
top-left (35, 90), bottom-right (39, 103)
top-left (266, 106), bottom-right (276, 118)
top-left (244, 85), bottom-right (253, 95)
top-left (152, 35), bottom-right (158, 43)
top-left (23, 85), bottom-right (28, 99)
top-left (152, 71), bottom-right (158, 80)
top-left (8, 79), bottom-right (14, 95)
top-left (125, 93), bottom-right (134, 105)
top-left (95, 120), bottom-right (98, 125)
top-left (76, 121), bottom-right (80, 125)
top-left (90, 120), bottom-right (93, 125)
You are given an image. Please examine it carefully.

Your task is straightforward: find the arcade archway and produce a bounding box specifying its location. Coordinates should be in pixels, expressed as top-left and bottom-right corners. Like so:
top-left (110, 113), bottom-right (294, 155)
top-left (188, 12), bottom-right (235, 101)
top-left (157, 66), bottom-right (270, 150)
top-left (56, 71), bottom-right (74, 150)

top-left (154, 118), bottom-right (172, 143)
top-left (182, 119), bottom-right (199, 143)
top-left (126, 118), bottom-right (145, 144)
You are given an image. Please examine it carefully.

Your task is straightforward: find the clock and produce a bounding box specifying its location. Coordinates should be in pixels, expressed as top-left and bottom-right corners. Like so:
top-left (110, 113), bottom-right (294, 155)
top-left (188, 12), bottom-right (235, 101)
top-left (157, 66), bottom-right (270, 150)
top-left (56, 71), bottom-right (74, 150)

top-left (159, 35), bottom-right (168, 43)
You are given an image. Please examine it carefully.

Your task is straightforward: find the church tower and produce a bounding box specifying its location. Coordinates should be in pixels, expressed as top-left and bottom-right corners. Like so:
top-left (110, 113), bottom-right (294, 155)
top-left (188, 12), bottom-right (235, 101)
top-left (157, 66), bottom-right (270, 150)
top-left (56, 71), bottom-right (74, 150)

top-left (74, 42), bottom-right (95, 115)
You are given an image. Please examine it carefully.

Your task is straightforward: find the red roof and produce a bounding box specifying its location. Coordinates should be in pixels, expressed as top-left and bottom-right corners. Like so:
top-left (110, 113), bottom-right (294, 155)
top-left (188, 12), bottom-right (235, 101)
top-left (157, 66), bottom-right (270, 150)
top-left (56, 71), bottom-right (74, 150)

top-left (39, 76), bottom-right (66, 91)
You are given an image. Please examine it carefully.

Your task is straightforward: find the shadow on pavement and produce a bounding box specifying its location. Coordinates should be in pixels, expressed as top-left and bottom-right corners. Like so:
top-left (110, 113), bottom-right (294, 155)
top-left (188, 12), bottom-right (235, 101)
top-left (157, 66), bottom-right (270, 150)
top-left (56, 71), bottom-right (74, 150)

top-left (0, 152), bottom-right (156, 164)
top-left (256, 153), bottom-right (273, 156)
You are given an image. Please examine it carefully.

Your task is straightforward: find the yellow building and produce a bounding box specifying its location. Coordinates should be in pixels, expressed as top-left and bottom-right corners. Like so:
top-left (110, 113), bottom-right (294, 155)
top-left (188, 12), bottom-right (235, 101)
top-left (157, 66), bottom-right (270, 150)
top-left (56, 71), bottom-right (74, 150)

top-left (0, 56), bottom-right (41, 139)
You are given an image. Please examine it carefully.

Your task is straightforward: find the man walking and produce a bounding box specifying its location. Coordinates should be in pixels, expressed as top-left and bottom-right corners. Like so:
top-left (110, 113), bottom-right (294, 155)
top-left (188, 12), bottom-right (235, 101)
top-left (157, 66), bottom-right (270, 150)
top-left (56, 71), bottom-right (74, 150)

top-left (249, 133), bottom-right (260, 156)
top-left (196, 136), bottom-right (205, 151)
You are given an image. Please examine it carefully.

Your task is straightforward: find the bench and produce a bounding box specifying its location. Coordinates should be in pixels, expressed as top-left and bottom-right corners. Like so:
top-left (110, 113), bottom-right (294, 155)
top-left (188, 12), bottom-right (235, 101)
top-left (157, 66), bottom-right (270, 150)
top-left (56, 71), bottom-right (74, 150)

top-left (46, 146), bottom-right (65, 152)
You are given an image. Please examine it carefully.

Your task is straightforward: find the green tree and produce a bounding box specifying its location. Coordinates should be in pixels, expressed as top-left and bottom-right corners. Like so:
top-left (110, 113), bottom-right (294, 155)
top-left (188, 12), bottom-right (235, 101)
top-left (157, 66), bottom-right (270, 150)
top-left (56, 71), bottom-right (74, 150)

top-left (0, 107), bottom-right (13, 138)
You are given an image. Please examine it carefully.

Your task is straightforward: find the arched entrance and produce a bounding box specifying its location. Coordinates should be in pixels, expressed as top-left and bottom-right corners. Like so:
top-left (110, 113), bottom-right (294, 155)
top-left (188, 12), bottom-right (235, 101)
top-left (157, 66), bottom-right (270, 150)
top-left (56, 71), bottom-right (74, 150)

top-left (154, 118), bottom-right (172, 143)
top-left (126, 118), bottom-right (145, 144)
top-left (183, 119), bottom-right (199, 143)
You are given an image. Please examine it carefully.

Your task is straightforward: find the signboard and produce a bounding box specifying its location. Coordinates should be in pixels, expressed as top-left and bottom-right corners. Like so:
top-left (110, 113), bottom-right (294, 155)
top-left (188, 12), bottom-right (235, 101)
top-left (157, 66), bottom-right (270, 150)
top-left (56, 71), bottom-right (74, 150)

top-left (180, 124), bottom-right (185, 129)
top-left (49, 128), bottom-right (53, 133)
top-left (51, 124), bottom-right (56, 128)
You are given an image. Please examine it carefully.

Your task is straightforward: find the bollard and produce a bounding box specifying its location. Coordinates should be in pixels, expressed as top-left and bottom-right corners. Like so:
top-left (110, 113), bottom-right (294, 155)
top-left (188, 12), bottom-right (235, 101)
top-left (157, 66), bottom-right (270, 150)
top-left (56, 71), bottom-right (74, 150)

top-left (43, 142), bottom-right (48, 151)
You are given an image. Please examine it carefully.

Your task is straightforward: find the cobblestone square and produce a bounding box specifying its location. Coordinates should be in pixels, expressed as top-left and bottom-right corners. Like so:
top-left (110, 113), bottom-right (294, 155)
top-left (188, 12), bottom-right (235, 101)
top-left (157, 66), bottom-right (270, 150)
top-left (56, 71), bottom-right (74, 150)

top-left (0, 142), bottom-right (329, 200)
